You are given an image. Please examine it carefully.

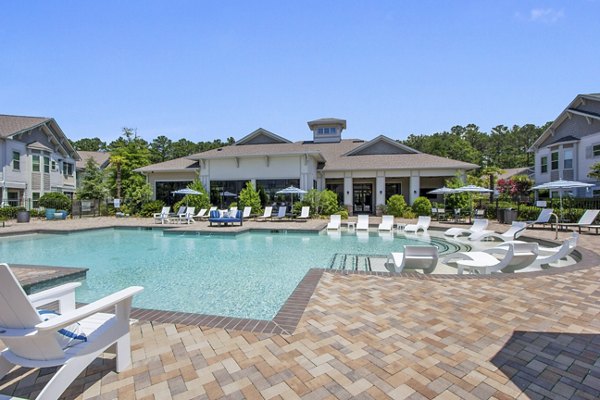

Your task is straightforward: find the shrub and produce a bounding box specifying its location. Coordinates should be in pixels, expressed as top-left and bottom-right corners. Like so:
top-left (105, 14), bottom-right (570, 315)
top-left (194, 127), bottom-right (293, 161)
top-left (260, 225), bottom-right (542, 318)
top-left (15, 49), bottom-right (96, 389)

top-left (173, 180), bottom-right (211, 212)
top-left (0, 206), bottom-right (20, 219)
top-left (386, 195), bottom-right (408, 217)
top-left (411, 197), bottom-right (432, 216)
top-left (320, 190), bottom-right (340, 215)
top-left (335, 209), bottom-right (349, 220)
top-left (238, 182), bottom-right (262, 215)
top-left (140, 200), bottom-right (165, 217)
top-left (39, 192), bottom-right (71, 211)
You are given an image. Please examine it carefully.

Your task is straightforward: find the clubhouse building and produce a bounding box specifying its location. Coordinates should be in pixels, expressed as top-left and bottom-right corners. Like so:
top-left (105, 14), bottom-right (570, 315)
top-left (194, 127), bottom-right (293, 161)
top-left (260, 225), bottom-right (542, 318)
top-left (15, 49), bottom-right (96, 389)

top-left (136, 118), bottom-right (478, 214)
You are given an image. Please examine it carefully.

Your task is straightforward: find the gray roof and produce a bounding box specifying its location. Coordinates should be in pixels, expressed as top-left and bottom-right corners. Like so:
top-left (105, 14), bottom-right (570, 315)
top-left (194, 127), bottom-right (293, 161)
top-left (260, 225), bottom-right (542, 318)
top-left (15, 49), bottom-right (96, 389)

top-left (135, 156), bottom-right (199, 172)
top-left (184, 137), bottom-right (477, 172)
top-left (497, 167), bottom-right (532, 181)
top-left (76, 151), bottom-right (111, 170)
top-left (0, 114), bottom-right (50, 138)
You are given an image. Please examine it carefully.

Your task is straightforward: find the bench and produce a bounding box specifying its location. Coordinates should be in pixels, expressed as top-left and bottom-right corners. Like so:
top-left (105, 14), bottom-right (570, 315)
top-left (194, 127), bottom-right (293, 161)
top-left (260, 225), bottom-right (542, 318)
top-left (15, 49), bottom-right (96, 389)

top-left (208, 210), bottom-right (243, 226)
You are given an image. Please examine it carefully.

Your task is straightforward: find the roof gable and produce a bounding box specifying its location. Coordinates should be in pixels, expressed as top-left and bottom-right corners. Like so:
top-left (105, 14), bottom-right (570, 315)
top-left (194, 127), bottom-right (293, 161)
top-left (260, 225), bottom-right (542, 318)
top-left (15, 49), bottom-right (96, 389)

top-left (235, 128), bottom-right (291, 145)
top-left (344, 135), bottom-right (420, 156)
top-left (0, 114), bottom-right (49, 138)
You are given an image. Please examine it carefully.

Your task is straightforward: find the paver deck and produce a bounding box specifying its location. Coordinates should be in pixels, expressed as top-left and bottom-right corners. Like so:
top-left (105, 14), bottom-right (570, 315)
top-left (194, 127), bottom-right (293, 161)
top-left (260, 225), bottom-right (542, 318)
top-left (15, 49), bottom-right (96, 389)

top-left (0, 216), bottom-right (599, 399)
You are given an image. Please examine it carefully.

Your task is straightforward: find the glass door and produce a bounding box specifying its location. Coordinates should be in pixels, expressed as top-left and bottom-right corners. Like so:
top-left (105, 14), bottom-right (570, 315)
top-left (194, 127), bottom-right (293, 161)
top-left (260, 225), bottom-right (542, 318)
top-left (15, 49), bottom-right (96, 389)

top-left (353, 183), bottom-right (373, 214)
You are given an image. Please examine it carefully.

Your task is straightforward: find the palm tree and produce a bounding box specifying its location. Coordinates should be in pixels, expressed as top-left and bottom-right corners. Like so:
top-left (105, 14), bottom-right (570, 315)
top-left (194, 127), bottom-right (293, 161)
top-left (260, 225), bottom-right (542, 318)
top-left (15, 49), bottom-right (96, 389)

top-left (110, 155), bottom-right (125, 199)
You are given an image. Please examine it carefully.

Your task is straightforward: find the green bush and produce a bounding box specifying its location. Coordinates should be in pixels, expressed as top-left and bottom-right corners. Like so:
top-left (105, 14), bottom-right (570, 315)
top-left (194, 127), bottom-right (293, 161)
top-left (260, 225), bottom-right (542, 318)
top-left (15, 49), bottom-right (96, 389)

top-left (411, 197), bottom-right (432, 216)
top-left (386, 195), bottom-right (408, 217)
top-left (173, 180), bottom-right (211, 212)
top-left (140, 200), bottom-right (165, 217)
top-left (39, 192), bottom-right (71, 211)
top-left (320, 190), bottom-right (340, 215)
top-left (238, 182), bottom-right (262, 215)
top-left (0, 206), bottom-right (20, 219)
top-left (335, 209), bottom-right (349, 220)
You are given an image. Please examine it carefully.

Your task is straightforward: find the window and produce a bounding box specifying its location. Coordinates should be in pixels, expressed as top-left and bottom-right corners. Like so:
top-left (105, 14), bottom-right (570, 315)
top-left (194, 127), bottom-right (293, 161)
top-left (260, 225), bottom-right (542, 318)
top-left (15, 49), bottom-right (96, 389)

top-left (7, 191), bottom-right (19, 207)
top-left (317, 127), bottom-right (336, 135)
top-left (51, 160), bottom-right (56, 171)
top-left (12, 151), bottom-right (20, 170)
top-left (564, 149), bottom-right (573, 169)
top-left (32, 155), bottom-right (40, 172)
top-left (32, 192), bottom-right (40, 208)
top-left (43, 156), bottom-right (50, 173)
top-left (62, 162), bottom-right (73, 176)
top-left (594, 144), bottom-right (600, 157)
top-left (593, 189), bottom-right (600, 198)
top-left (540, 156), bottom-right (548, 173)
top-left (551, 152), bottom-right (559, 170)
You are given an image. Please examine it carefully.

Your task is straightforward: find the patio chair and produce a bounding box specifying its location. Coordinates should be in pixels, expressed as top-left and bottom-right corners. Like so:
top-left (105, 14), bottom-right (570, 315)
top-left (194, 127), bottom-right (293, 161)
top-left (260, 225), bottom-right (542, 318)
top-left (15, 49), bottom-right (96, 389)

top-left (256, 206), bottom-right (273, 221)
top-left (386, 245), bottom-right (439, 274)
top-left (177, 207), bottom-right (195, 224)
top-left (526, 208), bottom-right (554, 228)
top-left (272, 206), bottom-right (287, 220)
top-left (296, 206), bottom-right (310, 221)
top-left (327, 214), bottom-right (341, 230)
top-left (474, 209), bottom-right (486, 219)
top-left (468, 221), bottom-right (527, 242)
top-left (242, 206), bottom-right (252, 219)
top-left (378, 215), bottom-right (394, 231)
top-left (153, 206), bottom-right (170, 224)
top-left (494, 233), bottom-right (578, 272)
top-left (0, 263), bottom-right (143, 400)
top-left (444, 219), bottom-right (489, 238)
top-left (557, 209), bottom-right (600, 233)
top-left (228, 206), bottom-right (238, 214)
top-left (404, 216), bottom-right (431, 233)
top-left (450, 243), bottom-right (539, 274)
top-left (193, 208), bottom-right (208, 221)
top-left (356, 214), bottom-right (369, 230)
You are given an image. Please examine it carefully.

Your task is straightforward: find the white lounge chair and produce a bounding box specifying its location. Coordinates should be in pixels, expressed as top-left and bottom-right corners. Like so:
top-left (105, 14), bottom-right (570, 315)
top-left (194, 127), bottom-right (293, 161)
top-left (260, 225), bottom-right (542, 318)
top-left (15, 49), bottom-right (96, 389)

top-left (193, 208), bottom-right (208, 221)
top-left (228, 206), bottom-right (238, 215)
top-left (327, 214), bottom-right (341, 230)
top-left (0, 263), bottom-right (143, 400)
top-left (256, 206), bottom-right (273, 221)
top-left (178, 207), bottom-right (195, 224)
top-left (449, 243), bottom-right (539, 274)
top-left (378, 215), bottom-right (394, 231)
top-left (404, 216), bottom-right (431, 233)
top-left (386, 245), bottom-right (439, 274)
top-left (168, 206), bottom-right (186, 224)
top-left (468, 221), bottom-right (527, 242)
top-left (557, 209), bottom-right (600, 233)
top-left (356, 215), bottom-right (369, 230)
top-left (153, 206), bottom-right (170, 224)
top-left (444, 219), bottom-right (489, 238)
top-left (242, 206), bottom-right (252, 219)
top-left (273, 206), bottom-right (287, 220)
top-left (526, 208), bottom-right (554, 228)
top-left (297, 206), bottom-right (310, 221)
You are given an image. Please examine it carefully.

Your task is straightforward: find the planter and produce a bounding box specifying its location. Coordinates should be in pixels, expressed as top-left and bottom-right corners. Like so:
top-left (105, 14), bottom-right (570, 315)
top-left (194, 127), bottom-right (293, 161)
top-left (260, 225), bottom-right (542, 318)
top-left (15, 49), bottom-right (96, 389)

top-left (16, 210), bottom-right (30, 223)
top-left (45, 208), bottom-right (56, 220)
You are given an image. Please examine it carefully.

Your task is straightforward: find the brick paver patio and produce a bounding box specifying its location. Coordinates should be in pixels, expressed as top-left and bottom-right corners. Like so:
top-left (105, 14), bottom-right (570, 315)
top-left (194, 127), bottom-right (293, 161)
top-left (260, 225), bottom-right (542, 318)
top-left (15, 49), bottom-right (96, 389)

top-left (0, 217), bottom-right (599, 399)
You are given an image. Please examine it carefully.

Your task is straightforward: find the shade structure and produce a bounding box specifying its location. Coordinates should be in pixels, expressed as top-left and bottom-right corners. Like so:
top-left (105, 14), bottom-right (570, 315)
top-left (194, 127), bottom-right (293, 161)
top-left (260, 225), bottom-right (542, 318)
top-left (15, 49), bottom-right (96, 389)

top-left (172, 188), bottom-right (201, 196)
top-left (276, 186), bottom-right (307, 210)
top-left (530, 180), bottom-right (594, 220)
top-left (453, 185), bottom-right (493, 223)
top-left (427, 187), bottom-right (456, 210)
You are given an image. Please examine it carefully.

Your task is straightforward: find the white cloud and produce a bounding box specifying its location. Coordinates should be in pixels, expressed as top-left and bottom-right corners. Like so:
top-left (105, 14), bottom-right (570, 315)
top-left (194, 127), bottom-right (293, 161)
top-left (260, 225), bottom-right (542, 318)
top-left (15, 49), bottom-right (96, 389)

top-left (529, 8), bottom-right (564, 23)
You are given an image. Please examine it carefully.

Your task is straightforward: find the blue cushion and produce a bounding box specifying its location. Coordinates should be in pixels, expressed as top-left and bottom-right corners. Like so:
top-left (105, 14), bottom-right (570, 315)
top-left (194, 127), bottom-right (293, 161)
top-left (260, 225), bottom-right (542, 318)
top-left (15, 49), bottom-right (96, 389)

top-left (37, 309), bottom-right (87, 349)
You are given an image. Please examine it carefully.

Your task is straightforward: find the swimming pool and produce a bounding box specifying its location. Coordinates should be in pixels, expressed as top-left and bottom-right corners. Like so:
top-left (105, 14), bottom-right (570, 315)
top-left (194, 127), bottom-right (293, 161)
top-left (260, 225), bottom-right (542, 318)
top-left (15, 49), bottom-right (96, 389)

top-left (0, 228), bottom-right (465, 320)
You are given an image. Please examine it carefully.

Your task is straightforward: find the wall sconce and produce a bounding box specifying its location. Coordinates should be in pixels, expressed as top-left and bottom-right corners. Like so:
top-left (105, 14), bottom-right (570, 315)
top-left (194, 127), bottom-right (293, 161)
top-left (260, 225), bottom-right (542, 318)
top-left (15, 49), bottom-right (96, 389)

top-left (413, 190), bottom-right (417, 194)
top-left (379, 190), bottom-right (382, 194)
top-left (346, 191), bottom-right (349, 195)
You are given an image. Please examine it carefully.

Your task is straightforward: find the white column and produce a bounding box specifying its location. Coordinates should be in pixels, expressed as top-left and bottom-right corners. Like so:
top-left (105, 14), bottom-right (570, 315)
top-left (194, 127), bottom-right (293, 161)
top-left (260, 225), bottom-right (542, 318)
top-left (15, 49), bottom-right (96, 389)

top-left (343, 175), bottom-right (353, 209)
top-left (375, 174), bottom-right (386, 214)
top-left (409, 173), bottom-right (420, 205)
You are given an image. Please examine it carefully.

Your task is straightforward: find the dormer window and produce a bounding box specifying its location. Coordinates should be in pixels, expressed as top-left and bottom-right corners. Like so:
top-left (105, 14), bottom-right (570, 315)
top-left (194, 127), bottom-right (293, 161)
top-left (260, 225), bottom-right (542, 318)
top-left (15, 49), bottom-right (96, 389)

top-left (317, 127), bottom-right (337, 135)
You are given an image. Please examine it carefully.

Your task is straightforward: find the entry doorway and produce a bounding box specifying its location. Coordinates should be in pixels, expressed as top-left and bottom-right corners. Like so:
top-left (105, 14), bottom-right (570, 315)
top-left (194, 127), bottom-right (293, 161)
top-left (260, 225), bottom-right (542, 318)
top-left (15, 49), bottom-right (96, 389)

top-left (353, 183), bottom-right (373, 214)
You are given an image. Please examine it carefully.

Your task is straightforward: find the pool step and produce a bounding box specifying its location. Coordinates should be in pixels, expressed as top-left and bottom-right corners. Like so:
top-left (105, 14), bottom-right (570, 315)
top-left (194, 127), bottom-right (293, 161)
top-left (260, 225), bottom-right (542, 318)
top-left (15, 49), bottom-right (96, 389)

top-left (329, 254), bottom-right (373, 271)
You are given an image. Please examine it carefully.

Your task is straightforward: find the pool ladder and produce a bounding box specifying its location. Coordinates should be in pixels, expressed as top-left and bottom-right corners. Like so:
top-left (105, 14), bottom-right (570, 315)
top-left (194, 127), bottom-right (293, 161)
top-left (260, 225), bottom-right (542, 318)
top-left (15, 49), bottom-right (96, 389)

top-left (329, 253), bottom-right (372, 271)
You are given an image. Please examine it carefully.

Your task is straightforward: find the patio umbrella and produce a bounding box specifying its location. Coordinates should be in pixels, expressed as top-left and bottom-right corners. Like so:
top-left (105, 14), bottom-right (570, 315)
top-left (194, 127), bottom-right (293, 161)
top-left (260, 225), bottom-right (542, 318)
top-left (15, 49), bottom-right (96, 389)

top-left (530, 180), bottom-right (594, 221)
top-left (276, 186), bottom-right (307, 210)
top-left (219, 191), bottom-right (237, 208)
top-left (171, 188), bottom-right (201, 206)
top-left (427, 186), bottom-right (456, 210)
top-left (453, 185), bottom-right (493, 223)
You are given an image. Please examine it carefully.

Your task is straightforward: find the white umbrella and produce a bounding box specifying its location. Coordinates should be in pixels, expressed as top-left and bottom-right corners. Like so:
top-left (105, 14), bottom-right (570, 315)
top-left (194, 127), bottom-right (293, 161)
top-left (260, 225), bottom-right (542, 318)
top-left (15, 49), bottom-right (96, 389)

top-left (276, 186), bottom-right (307, 210)
top-left (530, 180), bottom-right (594, 220)
top-left (171, 188), bottom-right (201, 207)
top-left (427, 187), bottom-right (456, 210)
top-left (453, 185), bottom-right (493, 223)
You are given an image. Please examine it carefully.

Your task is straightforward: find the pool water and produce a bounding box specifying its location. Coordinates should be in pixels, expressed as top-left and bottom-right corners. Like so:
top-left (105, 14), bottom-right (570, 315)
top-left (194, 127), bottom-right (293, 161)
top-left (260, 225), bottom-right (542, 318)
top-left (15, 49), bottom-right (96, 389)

top-left (0, 228), bottom-right (463, 320)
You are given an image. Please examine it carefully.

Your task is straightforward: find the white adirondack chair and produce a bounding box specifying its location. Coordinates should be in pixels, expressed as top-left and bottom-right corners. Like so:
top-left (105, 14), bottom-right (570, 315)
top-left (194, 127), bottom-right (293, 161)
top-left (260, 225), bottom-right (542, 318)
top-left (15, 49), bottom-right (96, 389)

top-left (0, 263), bottom-right (143, 400)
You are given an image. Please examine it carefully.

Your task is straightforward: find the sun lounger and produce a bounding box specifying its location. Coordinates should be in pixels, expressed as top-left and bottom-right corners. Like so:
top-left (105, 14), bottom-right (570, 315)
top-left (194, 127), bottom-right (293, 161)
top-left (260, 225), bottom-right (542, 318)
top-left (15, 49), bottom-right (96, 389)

top-left (386, 245), bottom-right (439, 274)
top-left (356, 214), bottom-right (369, 230)
top-left (468, 221), bottom-right (527, 242)
top-left (193, 208), bottom-right (208, 221)
top-left (444, 242), bottom-right (538, 274)
top-left (557, 209), bottom-right (600, 233)
top-left (404, 216), bottom-right (431, 233)
top-left (177, 207), bottom-right (195, 224)
top-left (272, 206), bottom-right (287, 220)
top-left (256, 206), bottom-right (273, 221)
top-left (327, 214), bottom-right (341, 230)
top-left (0, 263), bottom-right (143, 400)
top-left (494, 233), bottom-right (578, 272)
top-left (526, 208), bottom-right (554, 228)
top-left (378, 215), bottom-right (394, 231)
top-left (242, 206), bottom-right (252, 219)
top-left (153, 206), bottom-right (171, 224)
top-left (444, 219), bottom-right (488, 238)
top-left (296, 206), bottom-right (310, 221)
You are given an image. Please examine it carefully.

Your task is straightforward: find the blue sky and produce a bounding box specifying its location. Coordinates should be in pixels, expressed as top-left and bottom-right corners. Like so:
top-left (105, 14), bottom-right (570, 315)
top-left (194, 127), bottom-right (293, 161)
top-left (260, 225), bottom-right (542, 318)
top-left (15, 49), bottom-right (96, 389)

top-left (1, 1), bottom-right (597, 143)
